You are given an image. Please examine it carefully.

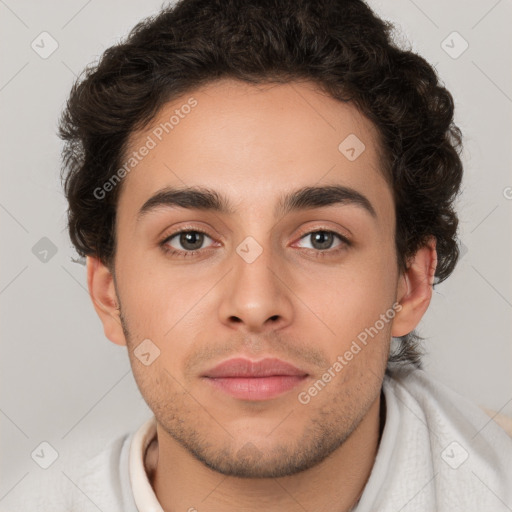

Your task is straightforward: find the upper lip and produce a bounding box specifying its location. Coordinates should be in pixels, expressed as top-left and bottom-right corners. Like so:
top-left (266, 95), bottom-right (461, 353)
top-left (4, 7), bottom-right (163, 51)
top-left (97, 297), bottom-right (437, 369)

top-left (202, 357), bottom-right (308, 378)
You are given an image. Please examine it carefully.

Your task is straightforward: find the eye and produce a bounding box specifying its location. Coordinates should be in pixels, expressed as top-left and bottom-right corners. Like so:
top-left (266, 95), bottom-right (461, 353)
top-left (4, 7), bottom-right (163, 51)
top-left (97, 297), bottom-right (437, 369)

top-left (159, 227), bottom-right (350, 259)
top-left (295, 230), bottom-right (349, 251)
top-left (161, 229), bottom-right (215, 255)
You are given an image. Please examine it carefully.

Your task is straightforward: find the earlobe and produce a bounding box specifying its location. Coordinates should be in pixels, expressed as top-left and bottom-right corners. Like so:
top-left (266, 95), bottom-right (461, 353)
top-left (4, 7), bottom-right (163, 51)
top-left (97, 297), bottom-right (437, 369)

top-left (86, 256), bottom-right (127, 346)
top-left (391, 238), bottom-right (437, 338)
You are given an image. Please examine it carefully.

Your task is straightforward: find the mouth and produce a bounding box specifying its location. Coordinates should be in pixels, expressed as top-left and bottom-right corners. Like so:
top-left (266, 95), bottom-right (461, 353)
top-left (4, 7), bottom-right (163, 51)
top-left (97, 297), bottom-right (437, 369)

top-left (201, 357), bottom-right (309, 401)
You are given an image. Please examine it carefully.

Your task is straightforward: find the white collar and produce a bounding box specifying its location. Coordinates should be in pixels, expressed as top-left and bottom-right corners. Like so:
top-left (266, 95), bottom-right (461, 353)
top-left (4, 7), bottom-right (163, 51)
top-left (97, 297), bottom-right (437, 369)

top-left (129, 415), bottom-right (164, 512)
top-left (126, 371), bottom-right (512, 511)
top-left (126, 386), bottom-right (393, 512)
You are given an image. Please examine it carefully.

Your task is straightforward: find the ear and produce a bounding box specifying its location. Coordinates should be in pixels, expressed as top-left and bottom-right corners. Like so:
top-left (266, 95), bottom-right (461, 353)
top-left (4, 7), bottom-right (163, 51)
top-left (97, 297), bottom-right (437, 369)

top-left (391, 238), bottom-right (437, 337)
top-left (86, 255), bottom-right (127, 346)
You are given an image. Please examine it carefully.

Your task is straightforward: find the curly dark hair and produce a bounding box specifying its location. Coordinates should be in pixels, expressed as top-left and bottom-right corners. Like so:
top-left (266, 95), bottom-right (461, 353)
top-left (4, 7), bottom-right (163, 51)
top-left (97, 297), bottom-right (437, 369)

top-left (58, 0), bottom-right (463, 369)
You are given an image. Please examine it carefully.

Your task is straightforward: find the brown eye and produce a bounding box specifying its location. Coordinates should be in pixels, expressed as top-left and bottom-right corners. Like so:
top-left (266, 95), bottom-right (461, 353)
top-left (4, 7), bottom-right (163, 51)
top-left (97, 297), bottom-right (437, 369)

top-left (163, 230), bottom-right (214, 252)
top-left (297, 230), bottom-right (348, 251)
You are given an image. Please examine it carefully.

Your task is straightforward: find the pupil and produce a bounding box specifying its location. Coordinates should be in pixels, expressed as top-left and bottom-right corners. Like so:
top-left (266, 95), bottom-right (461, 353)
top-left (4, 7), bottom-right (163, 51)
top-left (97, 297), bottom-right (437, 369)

top-left (178, 231), bottom-right (333, 251)
top-left (181, 232), bottom-right (203, 250)
top-left (313, 231), bottom-right (332, 250)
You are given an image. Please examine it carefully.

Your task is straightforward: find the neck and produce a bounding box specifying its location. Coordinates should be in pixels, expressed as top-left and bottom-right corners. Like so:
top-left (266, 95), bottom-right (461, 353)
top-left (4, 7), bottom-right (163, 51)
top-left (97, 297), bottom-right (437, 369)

top-left (147, 391), bottom-right (384, 512)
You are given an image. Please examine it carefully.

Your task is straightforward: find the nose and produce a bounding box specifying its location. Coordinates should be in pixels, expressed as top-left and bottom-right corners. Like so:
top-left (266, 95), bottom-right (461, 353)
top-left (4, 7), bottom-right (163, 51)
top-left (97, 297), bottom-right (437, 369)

top-left (217, 240), bottom-right (294, 334)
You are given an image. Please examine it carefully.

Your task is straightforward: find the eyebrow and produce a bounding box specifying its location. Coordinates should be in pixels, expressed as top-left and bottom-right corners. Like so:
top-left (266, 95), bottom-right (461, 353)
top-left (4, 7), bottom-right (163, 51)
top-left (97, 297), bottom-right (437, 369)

top-left (137, 184), bottom-right (377, 221)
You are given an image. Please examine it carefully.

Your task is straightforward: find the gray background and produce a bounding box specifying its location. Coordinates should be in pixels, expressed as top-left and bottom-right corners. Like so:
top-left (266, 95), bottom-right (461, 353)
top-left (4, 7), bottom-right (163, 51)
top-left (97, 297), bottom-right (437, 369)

top-left (1, 0), bottom-right (511, 507)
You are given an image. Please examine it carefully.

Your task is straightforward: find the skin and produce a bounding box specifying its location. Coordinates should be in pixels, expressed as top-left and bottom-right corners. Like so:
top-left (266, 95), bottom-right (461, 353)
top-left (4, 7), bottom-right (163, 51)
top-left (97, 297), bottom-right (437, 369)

top-left (87, 79), bottom-right (436, 512)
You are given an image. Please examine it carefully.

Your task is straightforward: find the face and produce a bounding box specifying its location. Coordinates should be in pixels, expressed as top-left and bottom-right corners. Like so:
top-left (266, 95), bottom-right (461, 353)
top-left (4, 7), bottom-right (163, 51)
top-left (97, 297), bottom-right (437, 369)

top-left (102, 79), bottom-right (405, 478)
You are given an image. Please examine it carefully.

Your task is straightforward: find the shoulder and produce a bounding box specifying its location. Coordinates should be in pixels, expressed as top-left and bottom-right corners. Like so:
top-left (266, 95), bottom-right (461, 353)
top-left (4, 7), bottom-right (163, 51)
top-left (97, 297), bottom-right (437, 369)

top-left (74, 415), bottom-right (158, 511)
top-left (74, 430), bottom-right (138, 512)
top-left (481, 408), bottom-right (512, 438)
top-left (383, 364), bottom-right (512, 449)
top-left (3, 431), bottom-right (136, 512)
top-left (380, 366), bottom-right (512, 505)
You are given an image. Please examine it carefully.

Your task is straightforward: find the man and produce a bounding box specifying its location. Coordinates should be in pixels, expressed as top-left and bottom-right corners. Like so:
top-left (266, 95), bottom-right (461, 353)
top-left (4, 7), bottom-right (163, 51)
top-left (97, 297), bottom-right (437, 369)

top-left (51, 0), bottom-right (512, 510)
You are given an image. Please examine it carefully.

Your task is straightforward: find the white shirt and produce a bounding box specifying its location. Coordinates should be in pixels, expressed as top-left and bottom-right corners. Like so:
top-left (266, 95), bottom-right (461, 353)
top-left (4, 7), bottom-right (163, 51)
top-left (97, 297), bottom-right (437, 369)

top-left (13, 367), bottom-right (512, 511)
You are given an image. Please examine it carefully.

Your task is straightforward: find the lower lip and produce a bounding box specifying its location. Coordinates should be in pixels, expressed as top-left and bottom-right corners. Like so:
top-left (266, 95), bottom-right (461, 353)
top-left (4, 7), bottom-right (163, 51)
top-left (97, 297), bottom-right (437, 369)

top-left (204, 375), bottom-right (308, 400)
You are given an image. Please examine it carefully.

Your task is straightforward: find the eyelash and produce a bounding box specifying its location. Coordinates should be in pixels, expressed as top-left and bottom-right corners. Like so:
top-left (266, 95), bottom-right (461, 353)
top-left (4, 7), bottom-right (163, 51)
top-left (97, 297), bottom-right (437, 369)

top-left (159, 227), bottom-right (351, 259)
top-left (159, 228), bottom-right (217, 259)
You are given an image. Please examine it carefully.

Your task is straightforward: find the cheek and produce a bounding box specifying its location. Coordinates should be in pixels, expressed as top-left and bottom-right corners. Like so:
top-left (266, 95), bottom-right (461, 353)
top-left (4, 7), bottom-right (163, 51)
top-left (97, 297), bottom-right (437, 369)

top-left (295, 248), bottom-right (398, 337)
top-left (117, 256), bottom-right (217, 367)
top-left (116, 249), bottom-right (192, 322)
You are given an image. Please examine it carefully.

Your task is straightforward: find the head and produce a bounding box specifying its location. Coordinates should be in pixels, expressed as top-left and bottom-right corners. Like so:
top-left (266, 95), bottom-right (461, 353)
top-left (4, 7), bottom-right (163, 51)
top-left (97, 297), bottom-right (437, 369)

top-left (59, 0), bottom-right (463, 478)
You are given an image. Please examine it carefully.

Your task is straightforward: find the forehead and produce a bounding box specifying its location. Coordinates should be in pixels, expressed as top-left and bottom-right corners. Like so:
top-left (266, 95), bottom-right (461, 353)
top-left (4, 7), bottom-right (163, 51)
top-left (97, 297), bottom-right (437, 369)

top-left (117, 79), bottom-right (392, 223)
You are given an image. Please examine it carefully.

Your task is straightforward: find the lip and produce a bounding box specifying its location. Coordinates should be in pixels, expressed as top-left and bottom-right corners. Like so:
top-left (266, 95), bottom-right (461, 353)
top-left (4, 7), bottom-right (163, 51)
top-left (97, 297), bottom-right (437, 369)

top-left (202, 357), bottom-right (309, 401)
top-left (203, 357), bottom-right (308, 378)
